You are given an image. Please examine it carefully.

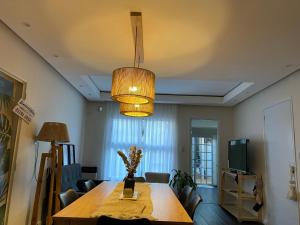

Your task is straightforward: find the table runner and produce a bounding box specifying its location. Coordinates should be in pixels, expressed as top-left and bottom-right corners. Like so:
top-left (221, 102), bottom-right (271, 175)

top-left (91, 182), bottom-right (156, 220)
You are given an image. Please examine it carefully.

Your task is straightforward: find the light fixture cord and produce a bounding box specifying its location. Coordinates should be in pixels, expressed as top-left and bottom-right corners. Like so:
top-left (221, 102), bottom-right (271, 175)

top-left (133, 25), bottom-right (140, 68)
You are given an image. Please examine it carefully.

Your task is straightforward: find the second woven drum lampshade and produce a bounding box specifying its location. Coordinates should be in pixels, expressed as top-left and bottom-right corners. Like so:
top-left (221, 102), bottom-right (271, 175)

top-left (120, 102), bottom-right (153, 117)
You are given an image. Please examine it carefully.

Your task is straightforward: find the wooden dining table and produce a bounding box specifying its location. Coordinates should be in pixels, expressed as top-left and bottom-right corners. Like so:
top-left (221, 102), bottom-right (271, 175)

top-left (53, 181), bottom-right (193, 225)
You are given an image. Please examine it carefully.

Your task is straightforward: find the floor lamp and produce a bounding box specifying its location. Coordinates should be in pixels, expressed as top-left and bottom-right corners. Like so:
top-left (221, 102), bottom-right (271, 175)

top-left (31, 122), bottom-right (69, 225)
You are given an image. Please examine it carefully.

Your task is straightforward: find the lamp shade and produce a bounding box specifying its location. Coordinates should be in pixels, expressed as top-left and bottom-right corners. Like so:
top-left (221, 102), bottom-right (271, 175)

top-left (120, 102), bottom-right (154, 117)
top-left (37, 122), bottom-right (70, 142)
top-left (111, 67), bottom-right (155, 104)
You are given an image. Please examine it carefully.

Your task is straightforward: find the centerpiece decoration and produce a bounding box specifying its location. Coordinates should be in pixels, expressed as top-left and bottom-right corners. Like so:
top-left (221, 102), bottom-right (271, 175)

top-left (118, 146), bottom-right (143, 198)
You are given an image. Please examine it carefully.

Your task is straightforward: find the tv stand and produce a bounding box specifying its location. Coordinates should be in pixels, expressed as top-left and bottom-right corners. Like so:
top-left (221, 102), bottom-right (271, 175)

top-left (229, 169), bottom-right (250, 175)
top-left (220, 169), bottom-right (262, 222)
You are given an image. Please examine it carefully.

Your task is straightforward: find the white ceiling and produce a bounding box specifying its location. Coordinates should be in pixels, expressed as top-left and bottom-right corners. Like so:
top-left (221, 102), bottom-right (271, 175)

top-left (1, 0), bottom-right (300, 105)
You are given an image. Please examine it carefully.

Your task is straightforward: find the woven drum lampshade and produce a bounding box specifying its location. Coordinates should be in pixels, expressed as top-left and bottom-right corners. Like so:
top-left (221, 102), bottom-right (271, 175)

top-left (37, 122), bottom-right (70, 142)
top-left (120, 102), bottom-right (153, 117)
top-left (111, 67), bottom-right (155, 104)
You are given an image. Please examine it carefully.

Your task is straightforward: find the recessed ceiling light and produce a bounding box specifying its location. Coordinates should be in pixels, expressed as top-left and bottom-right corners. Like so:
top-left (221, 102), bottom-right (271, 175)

top-left (22, 22), bottom-right (31, 28)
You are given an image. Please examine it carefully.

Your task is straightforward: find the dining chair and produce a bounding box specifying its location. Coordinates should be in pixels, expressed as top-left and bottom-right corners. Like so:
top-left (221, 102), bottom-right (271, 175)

top-left (96, 215), bottom-right (152, 225)
top-left (179, 185), bottom-right (193, 207)
top-left (145, 172), bottom-right (170, 183)
top-left (59, 189), bottom-right (80, 208)
top-left (84, 179), bottom-right (96, 192)
top-left (184, 191), bottom-right (202, 219)
top-left (134, 176), bottom-right (146, 182)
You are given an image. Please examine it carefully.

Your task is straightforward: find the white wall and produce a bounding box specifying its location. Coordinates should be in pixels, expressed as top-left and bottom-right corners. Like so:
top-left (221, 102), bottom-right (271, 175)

top-left (177, 105), bottom-right (234, 177)
top-left (0, 22), bottom-right (86, 225)
top-left (81, 102), bottom-right (106, 178)
top-left (233, 69), bottom-right (300, 221)
top-left (234, 69), bottom-right (300, 176)
top-left (82, 102), bottom-right (234, 184)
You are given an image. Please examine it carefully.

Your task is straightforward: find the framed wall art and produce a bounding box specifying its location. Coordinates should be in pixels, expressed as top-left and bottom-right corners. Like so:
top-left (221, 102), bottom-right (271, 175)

top-left (0, 68), bottom-right (26, 225)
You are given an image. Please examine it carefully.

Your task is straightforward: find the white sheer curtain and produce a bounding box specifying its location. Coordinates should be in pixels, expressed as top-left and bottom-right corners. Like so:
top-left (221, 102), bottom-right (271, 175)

top-left (101, 102), bottom-right (178, 180)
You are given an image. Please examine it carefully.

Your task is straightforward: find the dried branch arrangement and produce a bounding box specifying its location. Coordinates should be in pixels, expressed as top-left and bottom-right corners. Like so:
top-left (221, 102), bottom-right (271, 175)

top-left (117, 146), bottom-right (143, 176)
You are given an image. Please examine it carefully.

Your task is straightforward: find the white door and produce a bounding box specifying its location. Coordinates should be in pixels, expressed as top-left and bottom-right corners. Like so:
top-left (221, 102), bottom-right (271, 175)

top-left (264, 99), bottom-right (299, 225)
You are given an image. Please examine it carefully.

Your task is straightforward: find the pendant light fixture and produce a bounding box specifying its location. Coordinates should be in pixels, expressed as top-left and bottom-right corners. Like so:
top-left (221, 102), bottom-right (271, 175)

top-left (112, 67), bottom-right (155, 104)
top-left (120, 102), bottom-right (154, 117)
top-left (111, 12), bottom-right (155, 105)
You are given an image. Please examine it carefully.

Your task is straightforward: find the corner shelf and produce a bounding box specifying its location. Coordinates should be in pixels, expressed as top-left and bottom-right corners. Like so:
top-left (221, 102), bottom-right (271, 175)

top-left (219, 169), bottom-right (262, 222)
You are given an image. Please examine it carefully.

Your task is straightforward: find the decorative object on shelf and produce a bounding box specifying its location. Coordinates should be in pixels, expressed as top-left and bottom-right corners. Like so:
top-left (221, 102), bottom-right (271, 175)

top-left (111, 12), bottom-right (155, 112)
top-left (252, 176), bottom-right (263, 211)
top-left (119, 102), bottom-right (154, 117)
top-left (31, 122), bottom-right (69, 225)
top-left (118, 146), bottom-right (143, 198)
top-left (287, 165), bottom-right (297, 201)
top-left (169, 169), bottom-right (197, 196)
top-left (0, 69), bottom-right (25, 225)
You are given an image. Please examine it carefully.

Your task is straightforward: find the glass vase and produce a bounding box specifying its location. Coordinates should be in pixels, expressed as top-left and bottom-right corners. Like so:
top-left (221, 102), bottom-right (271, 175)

top-left (123, 173), bottom-right (135, 198)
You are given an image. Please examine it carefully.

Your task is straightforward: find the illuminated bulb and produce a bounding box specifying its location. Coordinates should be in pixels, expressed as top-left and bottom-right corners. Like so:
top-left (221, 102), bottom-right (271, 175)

top-left (129, 86), bottom-right (138, 92)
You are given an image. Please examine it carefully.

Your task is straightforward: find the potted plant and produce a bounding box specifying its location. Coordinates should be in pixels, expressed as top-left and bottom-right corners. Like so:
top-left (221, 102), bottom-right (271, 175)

top-left (169, 169), bottom-right (197, 196)
top-left (118, 146), bottom-right (143, 197)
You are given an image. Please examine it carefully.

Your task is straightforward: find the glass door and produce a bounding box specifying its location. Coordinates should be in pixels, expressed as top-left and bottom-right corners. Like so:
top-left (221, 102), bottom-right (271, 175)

top-left (191, 119), bottom-right (218, 185)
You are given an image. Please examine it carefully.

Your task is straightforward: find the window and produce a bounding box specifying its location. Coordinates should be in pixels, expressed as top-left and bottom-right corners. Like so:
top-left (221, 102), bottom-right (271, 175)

top-left (101, 103), bottom-right (177, 180)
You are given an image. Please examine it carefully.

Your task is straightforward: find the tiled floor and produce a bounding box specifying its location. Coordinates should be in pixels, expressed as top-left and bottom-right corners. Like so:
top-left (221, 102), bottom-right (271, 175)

top-left (194, 186), bottom-right (263, 225)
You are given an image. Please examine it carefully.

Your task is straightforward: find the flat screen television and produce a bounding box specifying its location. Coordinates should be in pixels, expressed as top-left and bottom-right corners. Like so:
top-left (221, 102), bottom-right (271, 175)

top-left (228, 139), bottom-right (249, 172)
